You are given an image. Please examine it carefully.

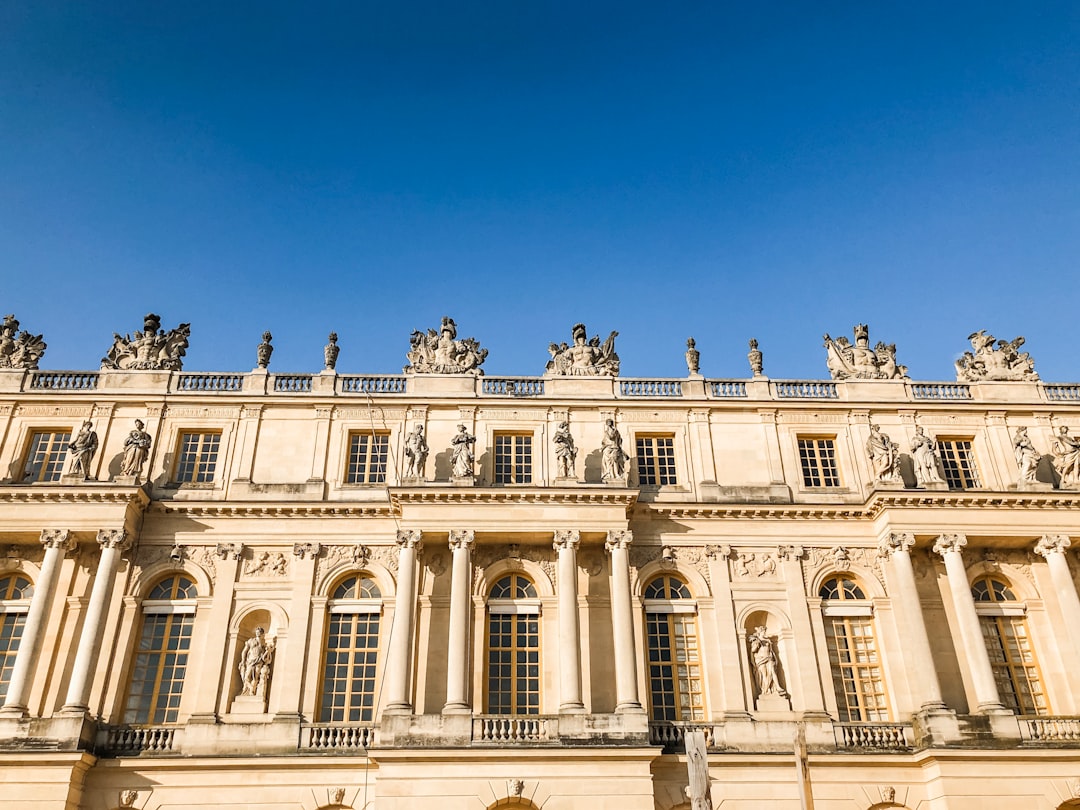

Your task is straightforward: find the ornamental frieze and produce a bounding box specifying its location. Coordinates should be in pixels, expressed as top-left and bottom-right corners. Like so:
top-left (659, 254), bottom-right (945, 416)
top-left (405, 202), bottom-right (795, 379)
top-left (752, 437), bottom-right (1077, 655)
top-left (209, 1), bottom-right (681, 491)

top-left (314, 543), bottom-right (399, 587)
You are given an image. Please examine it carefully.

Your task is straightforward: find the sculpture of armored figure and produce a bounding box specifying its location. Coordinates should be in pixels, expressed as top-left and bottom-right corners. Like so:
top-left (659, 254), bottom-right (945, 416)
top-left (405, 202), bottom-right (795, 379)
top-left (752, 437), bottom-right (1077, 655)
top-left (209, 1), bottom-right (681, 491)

top-left (866, 423), bottom-right (902, 484)
top-left (910, 425), bottom-right (944, 485)
top-left (685, 337), bottom-right (700, 375)
top-left (238, 627), bottom-right (273, 698)
top-left (600, 419), bottom-right (629, 482)
top-left (823, 325), bottom-right (908, 380)
top-left (67, 420), bottom-right (98, 479)
top-left (747, 338), bottom-right (764, 377)
top-left (1052, 426), bottom-right (1080, 487)
top-left (101, 313), bottom-right (191, 371)
top-left (120, 419), bottom-right (152, 477)
top-left (553, 421), bottom-right (577, 479)
top-left (954, 330), bottom-right (1038, 382)
top-left (324, 332), bottom-right (340, 370)
top-left (450, 424), bottom-right (476, 478)
top-left (0, 314), bottom-right (47, 370)
top-left (404, 317), bottom-right (488, 375)
top-left (749, 626), bottom-right (786, 697)
top-left (256, 331), bottom-right (273, 369)
top-left (1013, 427), bottom-right (1040, 483)
top-left (544, 323), bottom-right (620, 377)
top-left (403, 425), bottom-right (429, 479)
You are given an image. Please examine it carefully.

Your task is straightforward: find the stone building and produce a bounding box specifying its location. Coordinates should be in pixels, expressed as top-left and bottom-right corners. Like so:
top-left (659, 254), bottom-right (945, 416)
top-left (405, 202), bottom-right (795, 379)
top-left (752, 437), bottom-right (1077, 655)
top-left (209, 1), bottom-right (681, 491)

top-left (0, 318), bottom-right (1079, 809)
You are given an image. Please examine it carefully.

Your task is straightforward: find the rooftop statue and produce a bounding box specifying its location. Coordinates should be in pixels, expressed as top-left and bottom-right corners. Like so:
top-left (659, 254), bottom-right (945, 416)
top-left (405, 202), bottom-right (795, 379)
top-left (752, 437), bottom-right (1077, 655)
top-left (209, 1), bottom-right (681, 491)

top-left (955, 330), bottom-right (1038, 382)
top-left (101, 313), bottom-right (191, 371)
top-left (0, 314), bottom-right (47, 370)
top-left (404, 316), bottom-right (488, 375)
top-left (823, 324), bottom-right (908, 380)
top-left (545, 323), bottom-right (619, 377)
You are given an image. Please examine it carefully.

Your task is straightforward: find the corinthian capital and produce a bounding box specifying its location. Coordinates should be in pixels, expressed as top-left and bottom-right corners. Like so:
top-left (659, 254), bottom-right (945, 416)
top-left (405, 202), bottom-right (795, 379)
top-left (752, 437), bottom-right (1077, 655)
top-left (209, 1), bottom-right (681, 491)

top-left (1034, 534), bottom-right (1071, 558)
top-left (449, 530), bottom-right (475, 551)
top-left (553, 530), bottom-right (581, 552)
top-left (932, 533), bottom-right (967, 557)
top-left (396, 529), bottom-right (423, 551)
top-left (878, 532), bottom-right (915, 559)
top-left (40, 529), bottom-right (75, 552)
top-left (96, 528), bottom-right (131, 551)
top-left (605, 530), bottom-right (633, 553)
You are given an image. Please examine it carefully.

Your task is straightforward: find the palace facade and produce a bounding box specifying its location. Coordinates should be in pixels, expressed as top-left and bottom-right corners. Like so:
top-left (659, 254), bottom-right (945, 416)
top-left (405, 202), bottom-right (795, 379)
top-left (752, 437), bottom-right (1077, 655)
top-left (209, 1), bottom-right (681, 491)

top-left (0, 321), bottom-right (1079, 810)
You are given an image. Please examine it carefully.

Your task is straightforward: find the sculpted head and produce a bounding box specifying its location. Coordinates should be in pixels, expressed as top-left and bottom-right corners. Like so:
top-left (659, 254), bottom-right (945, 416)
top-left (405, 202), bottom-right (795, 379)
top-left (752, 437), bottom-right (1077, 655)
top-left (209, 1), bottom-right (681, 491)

top-left (134, 419), bottom-right (144, 430)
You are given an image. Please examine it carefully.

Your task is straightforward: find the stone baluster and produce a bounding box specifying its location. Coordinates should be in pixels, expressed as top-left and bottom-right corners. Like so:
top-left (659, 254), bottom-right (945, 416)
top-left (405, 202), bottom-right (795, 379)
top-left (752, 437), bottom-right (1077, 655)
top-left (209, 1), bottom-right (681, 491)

top-left (554, 530), bottom-right (585, 712)
top-left (443, 530), bottom-right (474, 714)
top-left (1033, 535), bottom-right (1080, 673)
top-left (62, 529), bottom-right (131, 713)
top-left (932, 534), bottom-right (1006, 714)
top-left (606, 530), bottom-right (643, 713)
top-left (1, 530), bottom-right (76, 717)
top-left (385, 530), bottom-right (422, 714)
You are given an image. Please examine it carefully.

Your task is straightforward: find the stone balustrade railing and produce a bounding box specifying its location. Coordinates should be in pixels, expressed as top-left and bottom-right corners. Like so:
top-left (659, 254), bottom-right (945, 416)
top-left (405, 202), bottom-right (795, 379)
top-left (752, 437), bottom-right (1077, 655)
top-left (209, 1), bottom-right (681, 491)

top-left (300, 722), bottom-right (376, 751)
top-left (472, 715), bottom-right (556, 744)
top-left (98, 724), bottom-right (179, 755)
top-left (648, 721), bottom-right (724, 750)
top-left (833, 722), bottom-right (912, 750)
top-left (1018, 716), bottom-right (1080, 742)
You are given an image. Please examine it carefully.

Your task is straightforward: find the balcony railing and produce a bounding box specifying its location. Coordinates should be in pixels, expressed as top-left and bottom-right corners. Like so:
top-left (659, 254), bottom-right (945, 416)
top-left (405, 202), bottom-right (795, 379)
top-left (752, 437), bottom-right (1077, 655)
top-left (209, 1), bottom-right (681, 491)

top-left (29, 371), bottom-right (98, 390)
top-left (1045, 385), bottom-right (1080, 402)
top-left (98, 725), bottom-right (178, 755)
top-left (774, 380), bottom-right (838, 399)
top-left (619, 379), bottom-right (683, 397)
top-left (472, 715), bottom-right (556, 744)
top-left (300, 722), bottom-right (375, 751)
top-left (910, 382), bottom-right (973, 400)
top-left (833, 722), bottom-right (912, 750)
top-left (482, 377), bottom-right (546, 396)
top-left (338, 375), bottom-right (408, 394)
top-left (1019, 716), bottom-right (1080, 742)
top-left (273, 374), bottom-right (313, 393)
top-left (648, 721), bottom-right (723, 751)
top-left (175, 372), bottom-right (243, 392)
top-left (708, 380), bottom-right (748, 398)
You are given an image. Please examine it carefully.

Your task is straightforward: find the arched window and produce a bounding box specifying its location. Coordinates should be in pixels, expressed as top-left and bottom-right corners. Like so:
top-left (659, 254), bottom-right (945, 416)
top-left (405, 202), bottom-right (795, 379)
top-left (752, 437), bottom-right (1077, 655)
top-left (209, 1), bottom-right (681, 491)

top-left (643, 575), bottom-right (704, 721)
top-left (486, 573), bottom-right (540, 715)
top-left (972, 574), bottom-right (1047, 715)
top-left (123, 574), bottom-right (197, 724)
top-left (0, 574), bottom-right (32, 701)
top-left (819, 575), bottom-right (889, 722)
top-left (319, 574), bottom-right (382, 723)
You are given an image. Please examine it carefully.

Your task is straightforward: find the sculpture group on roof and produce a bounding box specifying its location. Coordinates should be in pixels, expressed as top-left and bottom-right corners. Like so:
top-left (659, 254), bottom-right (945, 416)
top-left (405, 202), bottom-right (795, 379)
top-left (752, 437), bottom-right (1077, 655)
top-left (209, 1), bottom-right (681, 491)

top-left (101, 313), bottom-right (190, 371)
top-left (0, 314), bottom-right (46, 370)
top-left (545, 323), bottom-right (620, 377)
top-left (823, 324), bottom-right (907, 380)
top-left (955, 330), bottom-right (1038, 382)
top-left (404, 317), bottom-right (488, 376)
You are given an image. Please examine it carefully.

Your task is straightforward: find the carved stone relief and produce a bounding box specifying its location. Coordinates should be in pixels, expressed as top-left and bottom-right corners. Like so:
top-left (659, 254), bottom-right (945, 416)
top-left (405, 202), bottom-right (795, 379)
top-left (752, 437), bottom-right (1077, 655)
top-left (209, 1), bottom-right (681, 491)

top-left (731, 551), bottom-right (778, 579)
top-left (805, 546), bottom-right (885, 591)
top-left (315, 543), bottom-right (399, 585)
top-left (955, 330), bottom-right (1038, 381)
top-left (243, 551), bottom-right (289, 578)
top-left (472, 544), bottom-right (555, 583)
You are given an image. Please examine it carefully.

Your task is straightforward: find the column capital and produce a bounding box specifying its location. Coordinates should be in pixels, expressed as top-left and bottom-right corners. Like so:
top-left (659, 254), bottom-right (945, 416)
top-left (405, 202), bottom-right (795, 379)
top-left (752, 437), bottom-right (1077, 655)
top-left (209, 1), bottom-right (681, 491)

top-left (553, 530), bottom-right (581, 552)
top-left (449, 530), bottom-right (475, 551)
top-left (96, 528), bottom-right (131, 552)
top-left (1034, 534), bottom-right (1071, 558)
top-left (216, 542), bottom-right (243, 560)
top-left (39, 529), bottom-right (75, 552)
top-left (605, 530), bottom-right (632, 553)
top-left (396, 529), bottom-right (423, 551)
top-left (293, 542), bottom-right (321, 560)
top-left (932, 533), bottom-right (967, 557)
top-left (879, 532), bottom-right (915, 559)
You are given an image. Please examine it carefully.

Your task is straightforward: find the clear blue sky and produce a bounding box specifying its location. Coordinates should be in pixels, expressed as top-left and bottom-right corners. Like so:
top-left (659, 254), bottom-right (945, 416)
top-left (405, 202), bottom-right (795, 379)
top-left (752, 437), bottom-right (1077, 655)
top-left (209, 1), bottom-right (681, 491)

top-left (2, 2), bottom-right (1077, 380)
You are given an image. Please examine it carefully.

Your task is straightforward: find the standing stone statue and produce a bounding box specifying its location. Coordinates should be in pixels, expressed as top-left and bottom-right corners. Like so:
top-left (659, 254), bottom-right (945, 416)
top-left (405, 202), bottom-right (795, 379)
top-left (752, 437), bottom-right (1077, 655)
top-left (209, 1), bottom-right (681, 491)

top-left (910, 426), bottom-right (944, 486)
top-left (403, 425), bottom-right (429, 479)
top-left (600, 419), bottom-right (629, 482)
top-left (238, 627), bottom-right (272, 699)
top-left (324, 332), bottom-right (340, 370)
top-left (685, 338), bottom-right (700, 375)
top-left (553, 421), bottom-right (578, 479)
top-left (450, 425), bottom-right (476, 479)
top-left (866, 424), bottom-right (902, 484)
top-left (749, 626), bottom-right (786, 697)
top-left (1013, 427), bottom-right (1040, 483)
top-left (67, 421), bottom-right (98, 479)
top-left (120, 419), bottom-right (152, 477)
top-left (1052, 426), bottom-right (1080, 487)
top-left (747, 339), bottom-right (764, 377)
top-left (256, 331), bottom-right (273, 369)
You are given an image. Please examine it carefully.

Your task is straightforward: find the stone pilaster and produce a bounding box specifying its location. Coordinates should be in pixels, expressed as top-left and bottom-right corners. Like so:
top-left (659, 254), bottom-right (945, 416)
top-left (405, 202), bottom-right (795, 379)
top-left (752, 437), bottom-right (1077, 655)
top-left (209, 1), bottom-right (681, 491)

top-left (443, 530), bottom-right (474, 714)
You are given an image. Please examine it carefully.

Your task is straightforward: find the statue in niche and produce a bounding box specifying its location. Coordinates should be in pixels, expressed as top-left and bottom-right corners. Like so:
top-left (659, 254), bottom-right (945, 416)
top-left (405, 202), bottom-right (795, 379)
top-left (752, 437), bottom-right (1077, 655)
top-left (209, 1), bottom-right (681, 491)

top-left (0, 314), bottom-right (46, 370)
top-left (823, 325), bottom-right (908, 380)
top-left (1013, 427), bottom-right (1040, 483)
top-left (866, 423), bottom-right (902, 484)
top-left (120, 419), bottom-right (153, 477)
top-left (685, 337), bottom-right (700, 375)
top-left (403, 316), bottom-right (488, 375)
top-left (910, 425), bottom-right (944, 486)
top-left (67, 420), bottom-right (98, 479)
top-left (1052, 426), bottom-right (1080, 487)
top-left (403, 425), bottom-right (429, 478)
top-left (101, 313), bottom-right (191, 371)
top-left (954, 330), bottom-right (1038, 382)
top-left (553, 421), bottom-right (578, 479)
top-left (600, 419), bottom-right (629, 482)
top-left (238, 627), bottom-right (274, 699)
top-left (450, 424), bottom-right (476, 478)
top-left (747, 338), bottom-right (764, 377)
top-left (544, 323), bottom-right (620, 377)
top-left (749, 626), bottom-right (786, 697)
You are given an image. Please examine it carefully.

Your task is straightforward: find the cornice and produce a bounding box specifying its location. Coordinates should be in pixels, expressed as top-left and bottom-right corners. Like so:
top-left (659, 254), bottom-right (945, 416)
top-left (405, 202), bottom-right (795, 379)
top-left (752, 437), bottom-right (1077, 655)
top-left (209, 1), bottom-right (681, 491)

top-left (149, 502), bottom-right (394, 518)
top-left (389, 486), bottom-right (638, 514)
top-left (0, 485), bottom-right (150, 509)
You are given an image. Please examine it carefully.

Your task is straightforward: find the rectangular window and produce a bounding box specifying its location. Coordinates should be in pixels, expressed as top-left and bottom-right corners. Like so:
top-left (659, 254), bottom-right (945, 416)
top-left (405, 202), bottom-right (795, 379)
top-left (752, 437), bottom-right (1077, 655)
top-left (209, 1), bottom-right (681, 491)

top-left (937, 438), bottom-right (980, 490)
top-left (22, 430), bottom-right (71, 483)
top-left (981, 615), bottom-right (1047, 715)
top-left (646, 612), bottom-right (704, 721)
top-left (345, 432), bottom-right (390, 484)
top-left (798, 437), bottom-right (840, 488)
top-left (636, 435), bottom-right (678, 486)
top-left (825, 616), bottom-right (889, 722)
top-left (123, 613), bottom-right (194, 724)
top-left (494, 433), bottom-right (532, 484)
top-left (173, 431), bottom-right (222, 484)
top-left (0, 613), bottom-right (27, 701)
top-left (319, 612), bottom-right (380, 723)
top-left (486, 613), bottom-right (540, 714)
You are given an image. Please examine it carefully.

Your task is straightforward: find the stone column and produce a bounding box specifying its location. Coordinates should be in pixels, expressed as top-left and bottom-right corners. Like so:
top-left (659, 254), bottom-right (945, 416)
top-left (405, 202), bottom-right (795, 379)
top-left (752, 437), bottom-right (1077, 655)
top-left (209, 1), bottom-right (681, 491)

top-left (606, 530), bottom-right (642, 713)
top-left (443, 530), bottom-right (474, 714)
top-left (62, 529), bottom-right (131, 713)
top-left (385, 529), bottom-right (422, 714)
top-left (554, 530), bottom-right (585, 712)
top-left (932, 533), bottom-right (1006, 714)
top-left (878, 533), bottom-right (946, 710)
top-left (1, 530), bottom-right (76, 717)
top-left (1033, 535), bottom-right (1080, 668)
top-left (188, 544), bottom-right (243, 721)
